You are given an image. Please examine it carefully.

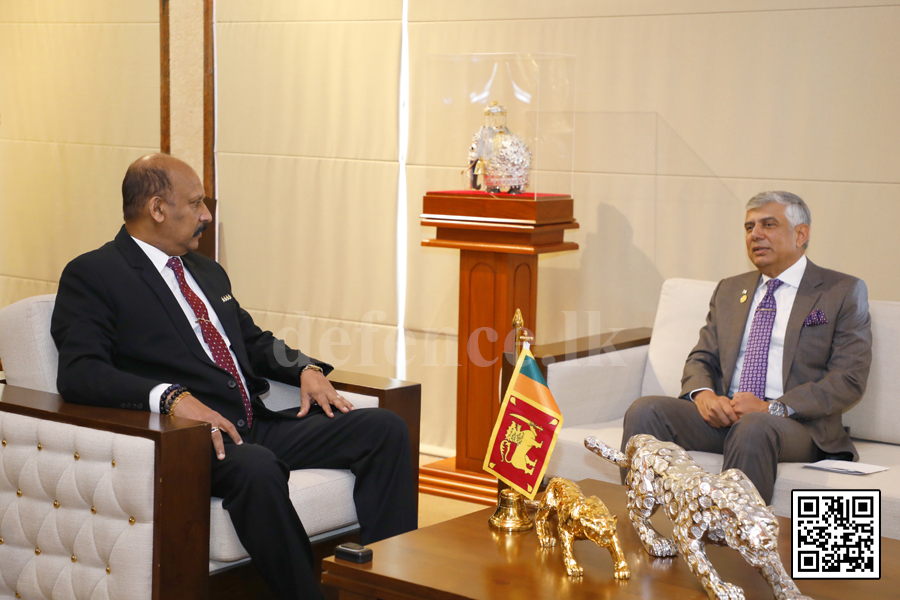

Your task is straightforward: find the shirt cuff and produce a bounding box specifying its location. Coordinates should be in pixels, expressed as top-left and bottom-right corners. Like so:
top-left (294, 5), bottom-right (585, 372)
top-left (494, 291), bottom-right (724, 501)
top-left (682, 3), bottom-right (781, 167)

top-left (149, 383), bottom-right (171, 414)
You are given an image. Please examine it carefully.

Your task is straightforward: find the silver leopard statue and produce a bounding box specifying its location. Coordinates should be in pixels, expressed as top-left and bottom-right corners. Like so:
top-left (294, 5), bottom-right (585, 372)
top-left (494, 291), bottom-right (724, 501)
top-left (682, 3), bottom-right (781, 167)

top-left (585, 434), bottom-right (812, 600)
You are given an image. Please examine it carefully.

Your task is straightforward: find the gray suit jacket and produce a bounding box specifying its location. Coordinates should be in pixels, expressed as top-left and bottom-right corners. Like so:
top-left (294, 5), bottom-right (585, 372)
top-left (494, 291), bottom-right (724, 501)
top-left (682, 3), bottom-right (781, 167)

top-left (680, 260), bottom-right (872, 459)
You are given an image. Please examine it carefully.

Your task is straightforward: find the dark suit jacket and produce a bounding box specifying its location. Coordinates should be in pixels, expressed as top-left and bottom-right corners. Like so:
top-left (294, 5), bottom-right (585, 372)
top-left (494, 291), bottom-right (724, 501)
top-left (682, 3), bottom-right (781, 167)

top-left (680, 259), bottom-right (872, 459)
top-left (51, 226), bottom-right (330, 425)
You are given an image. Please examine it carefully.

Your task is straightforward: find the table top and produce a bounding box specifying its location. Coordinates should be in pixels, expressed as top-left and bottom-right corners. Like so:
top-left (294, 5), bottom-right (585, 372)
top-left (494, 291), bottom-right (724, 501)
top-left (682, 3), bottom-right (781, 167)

top-left (322, 479), bottom-right (895, 600)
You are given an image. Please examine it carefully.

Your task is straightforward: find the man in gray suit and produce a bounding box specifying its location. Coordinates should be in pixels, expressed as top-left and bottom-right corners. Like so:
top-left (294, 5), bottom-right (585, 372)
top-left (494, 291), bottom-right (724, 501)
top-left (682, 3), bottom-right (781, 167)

top-left (623, 191), bottom-right (872, 503)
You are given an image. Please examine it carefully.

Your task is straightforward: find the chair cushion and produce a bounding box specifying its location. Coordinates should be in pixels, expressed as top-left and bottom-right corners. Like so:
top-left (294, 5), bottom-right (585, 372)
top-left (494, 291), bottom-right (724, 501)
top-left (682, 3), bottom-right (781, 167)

top-left (771, 440), bottom-right (900, 539)
top-left (546, 420), bottom-right (625, 485)
top-left (545, 345), bottom-right (648, 428)
top-left (0, 294), bottom-right (59, 394)
top-left (641, 279), bottom-right (717, 398)
top-left (842, 299), bottom-right (900, 445)
top-left (208, 468), bottom-right (358, 563)
top-left (546, 419), bottom-right (726, 487)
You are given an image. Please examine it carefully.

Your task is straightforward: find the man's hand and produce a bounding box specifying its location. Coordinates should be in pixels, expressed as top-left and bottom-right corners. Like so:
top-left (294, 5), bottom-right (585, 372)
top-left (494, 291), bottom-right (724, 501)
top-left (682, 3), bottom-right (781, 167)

top-left (297, 368), bottom-right (355, 418)
top-left (171, 395), bottom-right (242, 460)
top-left (730, 391), bottom-right (769, 418)
top-left (694, 390), bottom-right (738, 428)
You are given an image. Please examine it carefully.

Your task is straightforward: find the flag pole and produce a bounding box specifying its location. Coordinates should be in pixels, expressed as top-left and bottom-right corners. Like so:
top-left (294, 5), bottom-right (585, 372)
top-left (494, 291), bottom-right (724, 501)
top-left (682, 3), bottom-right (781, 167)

top-left (487, 308), bottom-right (536, 532)
top-left (512, 308), bottom-right (533, 359)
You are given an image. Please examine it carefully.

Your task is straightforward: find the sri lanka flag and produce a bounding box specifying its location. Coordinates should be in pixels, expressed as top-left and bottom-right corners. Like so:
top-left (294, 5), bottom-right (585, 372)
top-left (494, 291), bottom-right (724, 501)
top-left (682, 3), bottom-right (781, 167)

top-left (483, 347), bottom-right (563, 499)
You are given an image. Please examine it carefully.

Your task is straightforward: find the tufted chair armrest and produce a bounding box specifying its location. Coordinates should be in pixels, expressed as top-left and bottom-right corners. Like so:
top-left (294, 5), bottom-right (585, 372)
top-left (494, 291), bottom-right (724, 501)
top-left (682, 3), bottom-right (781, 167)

top-left (0, 384), bottom-right (211, 600)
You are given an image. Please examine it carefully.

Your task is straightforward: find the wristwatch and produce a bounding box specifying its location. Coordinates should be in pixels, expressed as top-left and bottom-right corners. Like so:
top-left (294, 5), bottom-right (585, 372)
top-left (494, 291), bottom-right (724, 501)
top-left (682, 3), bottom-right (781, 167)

top-left (300, 364), bottom-right (324, 377)
top-left (767, 400), bottom-right (787, 417)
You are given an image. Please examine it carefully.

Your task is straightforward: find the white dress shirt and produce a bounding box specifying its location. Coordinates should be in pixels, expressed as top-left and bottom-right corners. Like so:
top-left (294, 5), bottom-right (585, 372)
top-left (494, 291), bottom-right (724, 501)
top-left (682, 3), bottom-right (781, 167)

top-left (690, 255), bottom-right (807, 413)
top-left (131, 237), bottom-right (249, 412)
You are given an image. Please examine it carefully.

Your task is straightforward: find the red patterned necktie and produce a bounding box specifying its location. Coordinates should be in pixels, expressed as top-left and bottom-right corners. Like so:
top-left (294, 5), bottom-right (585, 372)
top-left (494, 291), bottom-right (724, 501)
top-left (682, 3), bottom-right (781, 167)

top-left (737, 278), bottom-right (784, 401)
top-left (167, 257), bottom-right (253, 427)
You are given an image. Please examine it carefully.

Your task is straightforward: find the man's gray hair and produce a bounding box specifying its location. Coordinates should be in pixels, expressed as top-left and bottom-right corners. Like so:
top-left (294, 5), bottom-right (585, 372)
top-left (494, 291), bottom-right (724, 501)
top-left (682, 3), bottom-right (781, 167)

top-left (746, 191), bottom-right (811, 228)
top-left (746, 191), bottom-right (811, 249)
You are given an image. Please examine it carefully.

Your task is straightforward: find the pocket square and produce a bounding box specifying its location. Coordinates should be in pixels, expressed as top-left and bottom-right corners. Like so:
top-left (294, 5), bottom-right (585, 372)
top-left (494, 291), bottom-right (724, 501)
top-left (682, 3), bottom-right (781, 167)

top-left (803, 309), bottom-right (827, 327)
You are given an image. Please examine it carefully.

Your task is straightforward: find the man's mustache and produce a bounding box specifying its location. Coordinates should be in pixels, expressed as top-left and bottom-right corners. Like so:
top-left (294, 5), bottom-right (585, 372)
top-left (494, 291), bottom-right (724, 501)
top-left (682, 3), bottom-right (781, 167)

top-left (194, 223), bottom-right (209, 237)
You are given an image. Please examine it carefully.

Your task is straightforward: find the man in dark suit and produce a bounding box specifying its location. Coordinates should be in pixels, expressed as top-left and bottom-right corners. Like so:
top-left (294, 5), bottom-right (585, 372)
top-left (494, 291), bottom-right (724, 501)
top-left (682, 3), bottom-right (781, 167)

top-left (51, 154), bottom-right (417, 600)
top-left (623, 191), bottom-right (872, 503)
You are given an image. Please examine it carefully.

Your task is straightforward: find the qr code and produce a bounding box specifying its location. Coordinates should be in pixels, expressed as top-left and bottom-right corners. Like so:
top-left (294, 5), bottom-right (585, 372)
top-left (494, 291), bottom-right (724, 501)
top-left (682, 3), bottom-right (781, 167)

top-left (792, 489), bottom-right (880, 579)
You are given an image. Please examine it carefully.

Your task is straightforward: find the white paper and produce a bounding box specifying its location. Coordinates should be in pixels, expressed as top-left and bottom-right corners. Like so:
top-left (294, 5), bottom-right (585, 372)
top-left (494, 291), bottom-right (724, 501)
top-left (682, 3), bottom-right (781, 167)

top-left (803, 460), bottom-right (889, 475)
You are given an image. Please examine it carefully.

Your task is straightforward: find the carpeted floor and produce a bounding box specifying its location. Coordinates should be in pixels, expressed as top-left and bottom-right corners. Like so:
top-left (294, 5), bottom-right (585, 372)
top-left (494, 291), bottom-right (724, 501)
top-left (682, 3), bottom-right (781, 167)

top-left (417, 492), bottom-right (485, 528)
top-left (417, 454), bottom-right (485, 528)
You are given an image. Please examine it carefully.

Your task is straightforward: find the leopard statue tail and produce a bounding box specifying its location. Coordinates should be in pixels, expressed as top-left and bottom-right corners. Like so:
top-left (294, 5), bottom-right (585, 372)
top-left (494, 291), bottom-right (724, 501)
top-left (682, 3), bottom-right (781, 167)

top-left (584, 436), bottom-right (629, 468)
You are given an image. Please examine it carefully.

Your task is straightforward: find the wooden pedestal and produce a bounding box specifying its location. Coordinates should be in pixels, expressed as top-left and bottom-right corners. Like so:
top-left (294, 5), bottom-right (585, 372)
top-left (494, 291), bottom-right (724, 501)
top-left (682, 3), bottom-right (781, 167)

top-left (420, 191), bottom-right (578, 474)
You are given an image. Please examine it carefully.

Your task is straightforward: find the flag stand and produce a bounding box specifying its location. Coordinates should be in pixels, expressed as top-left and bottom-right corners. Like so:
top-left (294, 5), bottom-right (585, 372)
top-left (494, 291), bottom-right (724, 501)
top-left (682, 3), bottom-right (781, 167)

top-left (488, 488), bottom-right (534, 532)
top-left (488, 309), bottom-right (535, 532)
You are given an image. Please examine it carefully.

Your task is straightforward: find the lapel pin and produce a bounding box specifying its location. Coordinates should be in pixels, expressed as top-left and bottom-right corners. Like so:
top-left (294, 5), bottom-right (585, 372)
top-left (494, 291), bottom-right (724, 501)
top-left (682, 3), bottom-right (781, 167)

top-left (220, 294), bottom-right (233, 303)
top-left (740, 289), bottom-right (748, 303)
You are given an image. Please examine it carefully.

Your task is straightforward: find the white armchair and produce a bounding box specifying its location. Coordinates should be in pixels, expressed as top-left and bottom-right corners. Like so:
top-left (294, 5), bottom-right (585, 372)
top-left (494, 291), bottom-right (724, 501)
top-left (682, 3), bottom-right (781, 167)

top-left (0, 295), bottom-right (421, 599)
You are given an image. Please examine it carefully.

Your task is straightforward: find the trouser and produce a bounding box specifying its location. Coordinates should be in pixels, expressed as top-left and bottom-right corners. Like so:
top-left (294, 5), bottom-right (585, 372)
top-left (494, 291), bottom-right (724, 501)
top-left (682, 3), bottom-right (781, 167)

top-left (621, 395), bottom-right (822, 503)
top-left (210, 406), bottom-right (417, 600)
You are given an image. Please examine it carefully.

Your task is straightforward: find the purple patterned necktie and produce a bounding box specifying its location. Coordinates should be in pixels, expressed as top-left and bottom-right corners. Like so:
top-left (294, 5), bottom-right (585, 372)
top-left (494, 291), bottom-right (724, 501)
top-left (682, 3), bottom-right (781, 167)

top-left (167, 257), bottom-right (253, 427)
top-left (737, 278), bottom-right (783, 400)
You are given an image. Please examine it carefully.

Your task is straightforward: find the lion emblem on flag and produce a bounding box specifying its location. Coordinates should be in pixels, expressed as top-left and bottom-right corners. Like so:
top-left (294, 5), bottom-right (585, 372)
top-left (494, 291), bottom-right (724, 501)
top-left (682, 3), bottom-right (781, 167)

top-left (500, 416), bottom-right (544, 475)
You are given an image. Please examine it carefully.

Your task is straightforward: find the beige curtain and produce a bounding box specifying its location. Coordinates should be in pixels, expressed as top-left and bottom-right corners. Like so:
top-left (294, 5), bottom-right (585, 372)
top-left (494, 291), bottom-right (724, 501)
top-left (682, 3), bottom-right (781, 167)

top-left (215, 2), bottom-right (403, 385)
top-left (0, 1), bottom-right (159, 307)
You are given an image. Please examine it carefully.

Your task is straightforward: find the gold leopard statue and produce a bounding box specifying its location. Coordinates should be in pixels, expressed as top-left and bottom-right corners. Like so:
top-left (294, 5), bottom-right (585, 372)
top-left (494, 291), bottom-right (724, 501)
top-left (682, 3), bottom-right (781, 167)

top-left (586, 434), bottom-right (812, 600)
top-left (531, 477), bottom-right (630, 579)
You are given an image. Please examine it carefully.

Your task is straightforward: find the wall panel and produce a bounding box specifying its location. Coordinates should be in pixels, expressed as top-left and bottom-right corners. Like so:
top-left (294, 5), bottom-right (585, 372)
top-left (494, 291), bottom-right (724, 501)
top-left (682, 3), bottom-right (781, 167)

top-left (0, 24), bottom-right (158, 147)
top-left (404, 329), bottom-right (459, 456)
top-left (215, 3), bottom-right (404, 393)
top-left (216, 21), bottom-right (401, 161)
top-left (218, 2), bottom-right (400, 23)
top-left (0, 8), bottom-right (159, 309)
top-left (0, 275), bottom-right (58, 311)
top-left (409, 0), bottom-right (898, 22)
top-left (244, 308), bottom-right (398, 380)
top-left (0, 142), bottom-right (147, 282)
top-left (1, 1), bottom-right (157, 23)
top-left (216, 153), bottom-right (399, 325)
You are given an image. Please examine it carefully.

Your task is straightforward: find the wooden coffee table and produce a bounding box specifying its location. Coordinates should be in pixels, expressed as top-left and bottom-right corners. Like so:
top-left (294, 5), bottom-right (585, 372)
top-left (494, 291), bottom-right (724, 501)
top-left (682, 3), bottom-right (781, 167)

top-left (322, 479), bottom-right (894, 600)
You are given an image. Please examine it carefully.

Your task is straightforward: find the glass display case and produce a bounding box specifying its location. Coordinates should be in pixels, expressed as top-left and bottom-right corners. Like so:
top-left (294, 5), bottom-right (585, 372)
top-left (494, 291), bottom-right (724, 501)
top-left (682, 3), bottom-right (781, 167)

top-left (425, 53), bottom-right (576, 201)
